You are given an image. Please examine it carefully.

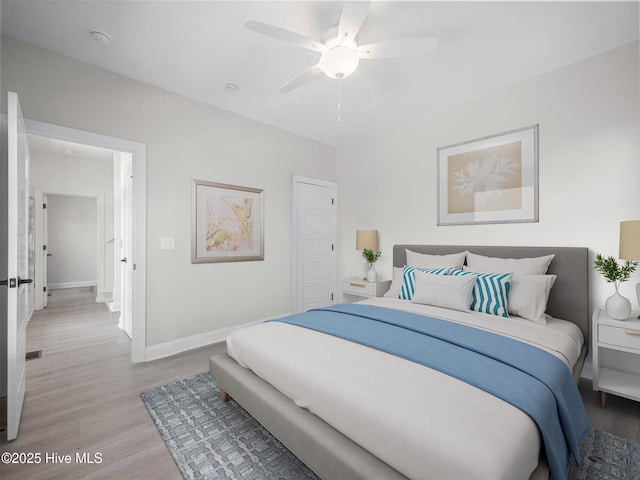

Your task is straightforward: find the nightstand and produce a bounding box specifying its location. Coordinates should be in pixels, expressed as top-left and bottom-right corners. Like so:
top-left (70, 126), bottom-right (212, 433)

top-left (342, 277), bottom-right (391, 299)
top-left (592, 307), bottom-right (640, 407)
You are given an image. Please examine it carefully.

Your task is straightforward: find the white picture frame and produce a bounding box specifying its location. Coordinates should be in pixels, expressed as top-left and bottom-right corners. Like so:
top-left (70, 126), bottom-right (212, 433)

top-left (438, 125), bottom-right (539, 226)
top-left (191, 180), bottom-right (264, 263)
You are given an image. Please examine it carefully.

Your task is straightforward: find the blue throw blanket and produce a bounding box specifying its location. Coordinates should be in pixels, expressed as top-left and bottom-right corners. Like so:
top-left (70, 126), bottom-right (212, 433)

top-left (272, 303), bottom-right (591, 480)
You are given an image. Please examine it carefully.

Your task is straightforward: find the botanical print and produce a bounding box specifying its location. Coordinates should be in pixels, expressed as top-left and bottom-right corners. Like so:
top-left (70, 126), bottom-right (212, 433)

top-left (448, 141), bottom-right (523, 214)
top-left (204, 193), bottom-right (255, 252)
top-left (192, 180), bottom-right (263, 263)
top-left (437, 124), bottom-right (538, 226)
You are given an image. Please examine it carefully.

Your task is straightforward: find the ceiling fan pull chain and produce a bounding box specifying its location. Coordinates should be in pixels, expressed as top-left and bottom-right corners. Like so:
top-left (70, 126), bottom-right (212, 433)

top-left (337, 79), bottom-right (342, 123)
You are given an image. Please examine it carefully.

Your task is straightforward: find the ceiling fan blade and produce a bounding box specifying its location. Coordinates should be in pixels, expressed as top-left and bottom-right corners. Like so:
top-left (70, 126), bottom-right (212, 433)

top-left (279, 64), bottom-right (323, 93)
top-left (337, 1), bottom-right (371, 44)
top-left (246, 20), bottom-right (326, 52)
top-left (357, 37), bottom-right (439, 59)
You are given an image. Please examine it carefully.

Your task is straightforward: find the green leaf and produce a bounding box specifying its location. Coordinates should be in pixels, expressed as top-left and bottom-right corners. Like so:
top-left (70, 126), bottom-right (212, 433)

top-left (593, 253), bottom-right (638, 283)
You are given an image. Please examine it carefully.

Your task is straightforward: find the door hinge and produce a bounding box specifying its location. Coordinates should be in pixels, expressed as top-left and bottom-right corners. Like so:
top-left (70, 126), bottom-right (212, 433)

top-left (331, 198), bottom-right (335, 205)
top-left (43, 286), bottom-right (47, 293)
top-left (331, 293), bottom-right (334, 301)
top-left (43, 203), bottom-right (47, 209)
top-left (331, 244), bottom-right (334, 251)
top-left (43, 244), bottom-right (47, 251)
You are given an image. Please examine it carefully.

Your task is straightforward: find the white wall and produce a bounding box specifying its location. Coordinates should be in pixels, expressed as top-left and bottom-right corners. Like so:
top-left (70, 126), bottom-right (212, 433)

top-left (337, 42), bottom-right (640, 313)
top-left (1, 36), bottom-right (337, 346)
top-left (47, 194), bottom-right (97, 288)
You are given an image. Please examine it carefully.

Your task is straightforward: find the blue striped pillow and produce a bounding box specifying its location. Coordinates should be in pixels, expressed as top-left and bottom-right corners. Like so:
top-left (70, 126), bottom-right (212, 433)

top-left (399, 266), bottom-right (451, 300)
top-left (450, 269), bottom-right (512, 317)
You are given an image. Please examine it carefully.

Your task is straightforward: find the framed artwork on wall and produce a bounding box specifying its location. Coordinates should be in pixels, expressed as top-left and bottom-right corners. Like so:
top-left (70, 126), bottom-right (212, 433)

top-left (437, 124), bottom-right (539, 226)
top-left (191, 180), bottom-right (264, 263)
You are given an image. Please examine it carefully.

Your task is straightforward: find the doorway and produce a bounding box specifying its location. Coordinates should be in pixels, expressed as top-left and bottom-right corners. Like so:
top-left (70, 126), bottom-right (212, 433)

top-left (45, 194), bottom-right (98, 292)
top-left (24, 119), bottom-right (147, 363)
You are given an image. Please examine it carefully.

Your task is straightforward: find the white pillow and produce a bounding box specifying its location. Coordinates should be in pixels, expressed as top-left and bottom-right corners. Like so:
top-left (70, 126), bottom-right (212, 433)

top-left (400, 266), bottom-right (452, 300)
top-left (463, 267), bottom-right (556, 323)
top-left (411, 270), bottom-right (476, 312)
top-left (508, 275), bottom-right (557, 324)
top-left (466, 252), bottom-right (554, 275)
top-left (405, 249), bottom-right (468, 269)
top-left (383, 267), bottom-right (405, 298)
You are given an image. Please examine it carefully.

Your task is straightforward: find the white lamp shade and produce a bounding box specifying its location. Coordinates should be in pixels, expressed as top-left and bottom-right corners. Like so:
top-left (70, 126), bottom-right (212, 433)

top-left (356, 230), bottom-right (378, 251)
top-left (319, 46), bottom-right (360, 79)
top-left (620, 220), bottom-right (640, 260)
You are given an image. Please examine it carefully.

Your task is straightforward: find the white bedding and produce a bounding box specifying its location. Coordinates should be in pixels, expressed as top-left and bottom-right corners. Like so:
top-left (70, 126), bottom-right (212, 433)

top-left (226, 298), bottom-right (584, 480)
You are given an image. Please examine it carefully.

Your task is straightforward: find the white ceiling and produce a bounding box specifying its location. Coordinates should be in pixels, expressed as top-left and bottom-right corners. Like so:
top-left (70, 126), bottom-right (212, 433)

top-left (3, 1), bottom-right (638, 146)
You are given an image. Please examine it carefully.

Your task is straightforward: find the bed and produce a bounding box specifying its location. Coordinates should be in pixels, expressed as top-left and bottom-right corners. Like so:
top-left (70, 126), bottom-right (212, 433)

top-left (209, 245), bottom-right (590, 480)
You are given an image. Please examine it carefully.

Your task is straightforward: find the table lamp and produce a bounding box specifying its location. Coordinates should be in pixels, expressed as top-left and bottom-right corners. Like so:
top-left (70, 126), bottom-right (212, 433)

top-left (356, 229), bottom-right (378, 281)
top-left (619, 220), bottom-right (640, 319)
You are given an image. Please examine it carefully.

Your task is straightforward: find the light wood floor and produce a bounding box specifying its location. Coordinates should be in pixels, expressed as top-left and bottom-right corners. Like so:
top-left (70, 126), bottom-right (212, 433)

top-left (0, 287), bottom-right (221, 480)
top-left (1, 288), bottom-right (639, 480)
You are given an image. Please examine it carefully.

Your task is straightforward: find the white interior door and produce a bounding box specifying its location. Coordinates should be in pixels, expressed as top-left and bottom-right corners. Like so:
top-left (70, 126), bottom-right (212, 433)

top-left (4, 91), bottom-right (31, 440)
top-left (120, 159), bottom-right (133, 339)
top-left (42, 194), bottom-right (49, 308)
top-left (292, 176), bottom-right (337, 313)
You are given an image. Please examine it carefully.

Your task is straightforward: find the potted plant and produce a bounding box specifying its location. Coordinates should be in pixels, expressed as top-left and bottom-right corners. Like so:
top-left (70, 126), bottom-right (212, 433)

top-left (362, 248), bottom-right (382, 282)
top-left (594, 253), bottom-right (638, 320)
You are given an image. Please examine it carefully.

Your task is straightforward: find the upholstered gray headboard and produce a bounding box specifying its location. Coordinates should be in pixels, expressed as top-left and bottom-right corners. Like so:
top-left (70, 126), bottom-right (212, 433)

top-left (393, 245), bottom-right (590, 341)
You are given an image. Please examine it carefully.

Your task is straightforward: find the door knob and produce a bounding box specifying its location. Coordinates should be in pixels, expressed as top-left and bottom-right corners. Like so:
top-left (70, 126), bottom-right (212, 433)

top-left (121, 258), bottom-right (127, 263)
top-left (18, 277), bottom-right (33, 286)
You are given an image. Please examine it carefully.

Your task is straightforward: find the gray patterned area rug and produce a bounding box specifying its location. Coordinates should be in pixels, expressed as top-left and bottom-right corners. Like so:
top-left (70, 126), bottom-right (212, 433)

top-left (142, 372), bottom-right (640, 480)
top-left (140, 372), bottom-right (318, 479)
top-left (569, 429), bottom-right (640, 480)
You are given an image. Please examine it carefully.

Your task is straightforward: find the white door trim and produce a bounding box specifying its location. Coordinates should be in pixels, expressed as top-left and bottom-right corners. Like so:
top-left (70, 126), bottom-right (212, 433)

top-left (24, 119), bottom-right (147, 364)
top-left (291, 175), bottom-right (337, 314)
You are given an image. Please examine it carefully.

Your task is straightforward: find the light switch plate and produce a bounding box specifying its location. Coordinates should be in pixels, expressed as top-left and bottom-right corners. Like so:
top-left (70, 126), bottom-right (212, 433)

top-left (160, 237), bottom-right (175, 250)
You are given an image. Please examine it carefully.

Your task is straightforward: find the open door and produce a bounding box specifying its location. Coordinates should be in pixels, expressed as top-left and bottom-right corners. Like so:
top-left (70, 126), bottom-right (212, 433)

top-left (120, 156), bottom-right (133, 339)
top-left (42, 194), bottom-right (49, 308)
top-left (2, 92), bottom-right (32, 440)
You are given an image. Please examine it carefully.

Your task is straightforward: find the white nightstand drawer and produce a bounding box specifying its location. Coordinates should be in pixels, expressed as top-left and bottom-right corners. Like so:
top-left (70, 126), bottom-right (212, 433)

top-left (342, 280), bottom-right (376, 297)
top-left (599, 324), bottom-right (640, 352)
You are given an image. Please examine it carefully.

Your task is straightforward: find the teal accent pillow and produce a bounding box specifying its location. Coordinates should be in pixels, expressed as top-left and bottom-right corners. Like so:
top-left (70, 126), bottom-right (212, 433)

top-left (399, 266), bottom-right (450, 300)
top-left (450, 269), bottom-right (512, 318)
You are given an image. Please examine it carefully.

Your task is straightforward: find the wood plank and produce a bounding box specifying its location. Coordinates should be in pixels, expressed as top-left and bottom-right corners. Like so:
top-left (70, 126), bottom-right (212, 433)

top-left (0, 287), bottom-right (220, 480)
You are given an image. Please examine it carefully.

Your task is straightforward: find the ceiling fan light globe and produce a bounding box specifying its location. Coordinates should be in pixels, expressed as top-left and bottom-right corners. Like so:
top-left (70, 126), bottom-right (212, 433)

top-left (319, 46), bottom-right (360, 79)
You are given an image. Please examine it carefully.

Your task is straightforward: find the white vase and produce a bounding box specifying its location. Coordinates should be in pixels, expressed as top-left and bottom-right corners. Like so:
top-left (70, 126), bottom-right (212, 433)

top-left (367, 267), bottom-right (377, 283)
top-left (605, 285), bottom-right (631, 320)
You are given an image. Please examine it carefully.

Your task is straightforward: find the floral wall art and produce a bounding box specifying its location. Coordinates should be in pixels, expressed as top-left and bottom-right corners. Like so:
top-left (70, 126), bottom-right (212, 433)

top-left (192, 180), bottom-right (264, 263)
top-left (438, 125), bottom-right (538, 225)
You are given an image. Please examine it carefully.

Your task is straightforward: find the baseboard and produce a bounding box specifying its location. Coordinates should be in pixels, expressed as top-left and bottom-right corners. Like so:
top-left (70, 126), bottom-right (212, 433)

top-left (96, 291), bottom-right (113, 303)
top-left (581, 360), bottom-right (593, 381)
top-left (48, 281), bottom-right (97, 290)
top-left (107, 301), bottom-right (121, 313)
top-left (144, 312), bottom-right (292, 362)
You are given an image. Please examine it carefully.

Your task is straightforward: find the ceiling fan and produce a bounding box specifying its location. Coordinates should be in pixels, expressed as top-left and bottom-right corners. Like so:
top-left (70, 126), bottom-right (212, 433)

top-left (246, 1), bottom-right (438, 93)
